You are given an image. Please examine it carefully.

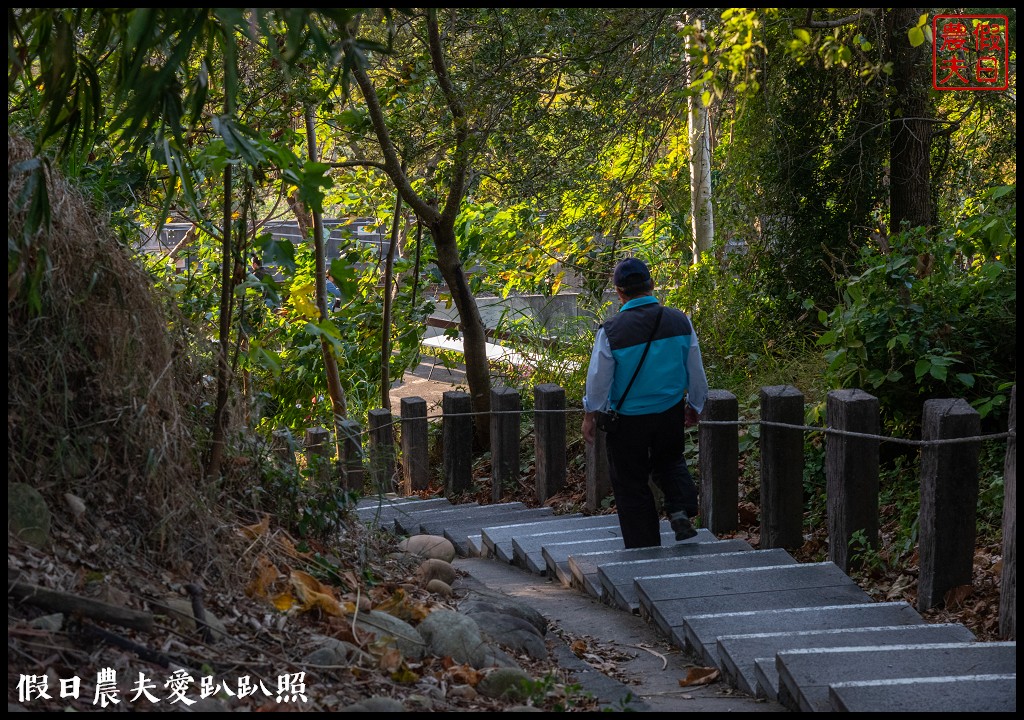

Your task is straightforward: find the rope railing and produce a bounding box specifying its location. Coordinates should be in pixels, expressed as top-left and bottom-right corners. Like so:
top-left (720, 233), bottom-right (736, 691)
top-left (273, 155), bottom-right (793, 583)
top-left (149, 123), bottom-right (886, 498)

top-left (319, 407), bottom-right (1013, 448)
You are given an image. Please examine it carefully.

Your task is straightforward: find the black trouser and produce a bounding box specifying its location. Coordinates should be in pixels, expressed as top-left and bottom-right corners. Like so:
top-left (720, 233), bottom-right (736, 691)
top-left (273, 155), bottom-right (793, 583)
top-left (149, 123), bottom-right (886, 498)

top-left (605, 398), bottom-right (698, 548)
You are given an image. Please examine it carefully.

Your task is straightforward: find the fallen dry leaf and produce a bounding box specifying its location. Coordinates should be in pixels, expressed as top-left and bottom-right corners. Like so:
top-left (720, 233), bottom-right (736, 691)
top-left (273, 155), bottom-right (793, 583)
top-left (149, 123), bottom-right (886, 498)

top-left (944, 584), bottom-right (973, 609)
top-left (378, 645), bottom-right (404, 673)
top-left (276, 533), bottom-right (313, 559)
top-left (679, 666), bottom-right (720, 687)
top-left (290, 568), bottom-right (346, 617)
top-left (449, 664), bottom-right (482, 686)
top-left (246, 554), bottom-right (282, 599)
top-left (240, 515), bottom-right (271, 540)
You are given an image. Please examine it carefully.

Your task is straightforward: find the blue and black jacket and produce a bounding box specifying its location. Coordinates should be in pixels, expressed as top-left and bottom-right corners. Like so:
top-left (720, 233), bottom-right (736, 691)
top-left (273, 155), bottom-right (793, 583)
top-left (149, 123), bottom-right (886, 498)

top-left (583, 295), bottom-right (709, 416)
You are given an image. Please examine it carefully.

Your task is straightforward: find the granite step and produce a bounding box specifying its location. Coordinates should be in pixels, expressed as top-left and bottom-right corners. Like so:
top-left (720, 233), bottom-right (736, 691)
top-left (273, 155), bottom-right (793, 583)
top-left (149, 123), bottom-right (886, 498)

top-left (827, 673), bottom-right (1017, 712)
top-left (719, 622), bottom-right (976, 699)
top-left (637, 562), bottom-right (873, 638)
top-left (770, 641), bottom-right (1017, 712)
top-left (511, 522), bottom-right (630, 575)
top-left (545, 529), bottom-right (719, 588)
top-left (598, 547), bottom-right (795, 612)
top-left (678, 601), bottom-right (927, 667)
top-left (438, 507), bottom-right (557, 556)
top-left (354, 496), bottom-right (455, 528)
top-left (481, 514), bottom-right (617, 563)
top-left (566, 540), bottom-right (753, 604)
top-left (392, 502), bottom-right (510, 535)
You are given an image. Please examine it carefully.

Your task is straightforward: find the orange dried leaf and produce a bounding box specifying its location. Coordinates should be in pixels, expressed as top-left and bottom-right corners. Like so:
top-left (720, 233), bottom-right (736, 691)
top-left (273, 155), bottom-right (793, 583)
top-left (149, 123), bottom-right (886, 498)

top-left (378, 646), bottom-right (404, 673)
top-left (246, 555), bottom-right (281, 599)
top-left (276, 534), bottom-right (312, 559)
top-left (944, 584), bottom-right (973, 609)
top-left (449, 665), bottom-right (482, 686)
top-left (679, 667), bottom-right (720, 687)
top-left (271, 591), bottom-right (296, 612)
top-left (240, 515), bottom-right (271, 540)
top-left (373, 588), bottom-right (408, 613)
top-left (290, 569), bottom-right (345, 617)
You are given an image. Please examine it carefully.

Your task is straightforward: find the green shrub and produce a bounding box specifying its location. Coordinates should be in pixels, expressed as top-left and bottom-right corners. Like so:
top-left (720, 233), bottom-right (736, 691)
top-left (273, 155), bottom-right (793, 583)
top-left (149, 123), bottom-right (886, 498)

top-left (816, 187), bottom-right (1016, 433)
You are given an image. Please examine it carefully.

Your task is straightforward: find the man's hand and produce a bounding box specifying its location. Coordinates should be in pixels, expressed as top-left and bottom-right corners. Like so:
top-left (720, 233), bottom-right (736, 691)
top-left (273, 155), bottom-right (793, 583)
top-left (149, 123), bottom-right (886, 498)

top-left (582, 412), bottom-right (597, 444)
top-left (684, 405), bottom-right (700, 428)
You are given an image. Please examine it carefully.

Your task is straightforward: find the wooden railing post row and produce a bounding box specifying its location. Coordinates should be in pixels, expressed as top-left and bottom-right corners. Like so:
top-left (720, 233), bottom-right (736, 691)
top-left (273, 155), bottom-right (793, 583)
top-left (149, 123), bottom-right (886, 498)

top-left (999, 385), bottom-right (1016, 640)
top-left (534, 383), bottom-right (567, 503)
top-left (699, 389), bottom-right (739, 534)
top-left (759, 385), bottom-right (805, 549)
top-left (918, 398), bottom-right (981, 612)
top-left (400, 397), bottom-right (429, 495)
top-left (825, 389), bottom-right (880, 574)
top-left (442, 390), bottom-right (473, 496)
top-left (338, 418), bottom-right (364, 492)
top-left (368, 408), bottom-right (398, 496)
top-left (491, 387), bottom-right (522, 503)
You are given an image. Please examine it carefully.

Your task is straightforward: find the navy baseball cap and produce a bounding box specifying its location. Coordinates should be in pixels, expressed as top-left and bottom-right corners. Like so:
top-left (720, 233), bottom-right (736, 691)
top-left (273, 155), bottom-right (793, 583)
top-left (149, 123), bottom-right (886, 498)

top-left (613, 257), bottom-right (651, 287)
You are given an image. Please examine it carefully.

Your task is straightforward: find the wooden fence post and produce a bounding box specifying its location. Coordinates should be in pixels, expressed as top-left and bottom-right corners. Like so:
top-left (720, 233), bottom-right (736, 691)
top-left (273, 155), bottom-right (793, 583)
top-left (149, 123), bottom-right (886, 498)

top-left (339, 419), bottom-right (364, 493)
top-left (272, 428), bottom-right (296, 468)
top-left (700, 389), bottom-right (739, 535)
top-left (918, 398), bottom-right (981, 611)
top-left (400, 397), bottom-right (429, 495)
top-left (443, 391), bottom-right (473, 496)
top-left (759, 385), bottom-right (805, 549)
top-left (491, 387), bottom-right (521, 503)
top-left (304, 426), bottom-right (331, 486)
top-left (368, 408), bottom-right (398, 496)
top-left (826, 389), bottom-right (880, 574)
top-left (1000, 385), bottom-right (1016, 640)
top-left (534, 383), bottom-right (566, 503)
top-left (586, 430), bottom-right (612, 513)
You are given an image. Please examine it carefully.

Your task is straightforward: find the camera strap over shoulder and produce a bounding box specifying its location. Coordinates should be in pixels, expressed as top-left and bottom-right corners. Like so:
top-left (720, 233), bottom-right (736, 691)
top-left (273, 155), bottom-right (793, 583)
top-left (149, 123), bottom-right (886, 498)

top-left (610, 305), bottom-right (664, 414)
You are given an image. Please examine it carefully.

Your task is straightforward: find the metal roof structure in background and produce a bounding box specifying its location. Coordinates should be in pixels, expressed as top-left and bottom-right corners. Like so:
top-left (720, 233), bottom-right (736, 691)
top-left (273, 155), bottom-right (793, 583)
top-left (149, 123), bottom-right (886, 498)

top-left (136, 218), bottom-right (389, 271)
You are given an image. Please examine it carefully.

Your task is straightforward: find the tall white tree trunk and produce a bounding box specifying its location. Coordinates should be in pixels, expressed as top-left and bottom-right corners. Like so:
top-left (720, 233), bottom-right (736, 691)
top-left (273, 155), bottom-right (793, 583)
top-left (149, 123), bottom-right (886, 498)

top-left (688, 92), bottom-right (714, 261)
top-left (686, 20), bottom-right (715, 263)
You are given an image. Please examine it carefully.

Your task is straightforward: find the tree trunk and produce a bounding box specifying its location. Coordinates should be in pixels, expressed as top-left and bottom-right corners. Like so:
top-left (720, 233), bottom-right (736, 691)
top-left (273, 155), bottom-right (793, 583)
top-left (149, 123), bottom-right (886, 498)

top-left (887, 7), bottom-right (933, 232)
top-left (380, 188), bottom-right (404, 410)
top-left (431, 223), bottom-right (492, 449)
top-left (345, 13), bottom-right (493, 447)
top-left (686, 15), bottom-right (715, 262)
top-left (304, 107), bottom-right (348, 456)
top-left (206, 65), bottom-right (236, 481)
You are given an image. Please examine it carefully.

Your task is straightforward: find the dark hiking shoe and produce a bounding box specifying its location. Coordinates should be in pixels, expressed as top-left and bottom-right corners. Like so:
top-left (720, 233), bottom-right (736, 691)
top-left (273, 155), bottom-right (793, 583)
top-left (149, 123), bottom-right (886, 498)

top-left (670, 511), bottom-right (698, 541)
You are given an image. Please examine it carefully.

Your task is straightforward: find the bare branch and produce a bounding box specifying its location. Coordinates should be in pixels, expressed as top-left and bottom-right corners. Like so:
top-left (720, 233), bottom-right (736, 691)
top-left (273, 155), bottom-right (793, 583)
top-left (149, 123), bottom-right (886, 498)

top-left (426, 8), bottom-right (472, 228)
top-left (803, 9), bottom-right (879, 29)
top-left (327, 159), bottom-right (388, 171)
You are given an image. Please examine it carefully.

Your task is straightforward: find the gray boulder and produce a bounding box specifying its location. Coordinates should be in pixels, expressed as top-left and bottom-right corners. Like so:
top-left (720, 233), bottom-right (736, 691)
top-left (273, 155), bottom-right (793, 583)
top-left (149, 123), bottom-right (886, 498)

top-left (353, 610), bottom-right (427, 661)
top-left (477, 667), bottom-right (534, 702)
top-left (398, 535), bottom-right (456, 562)
top-left (417, 609), bottom-right (516, 669)
top-left (8, 482), bottom-right (51, 548)
top-left (466, 611), bottom-right (548, 660)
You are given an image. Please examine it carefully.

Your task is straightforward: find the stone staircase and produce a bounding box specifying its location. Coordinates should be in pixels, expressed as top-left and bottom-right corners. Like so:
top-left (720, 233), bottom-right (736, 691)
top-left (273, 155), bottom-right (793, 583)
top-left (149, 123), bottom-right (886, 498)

top-left (355, 495), bottom-right (1016, 713)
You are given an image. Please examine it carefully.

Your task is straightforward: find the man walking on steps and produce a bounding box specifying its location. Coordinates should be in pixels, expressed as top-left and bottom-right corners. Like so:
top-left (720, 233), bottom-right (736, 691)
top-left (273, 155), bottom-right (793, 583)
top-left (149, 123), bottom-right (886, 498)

top-left (582, 257), bottom-right (710, 549)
